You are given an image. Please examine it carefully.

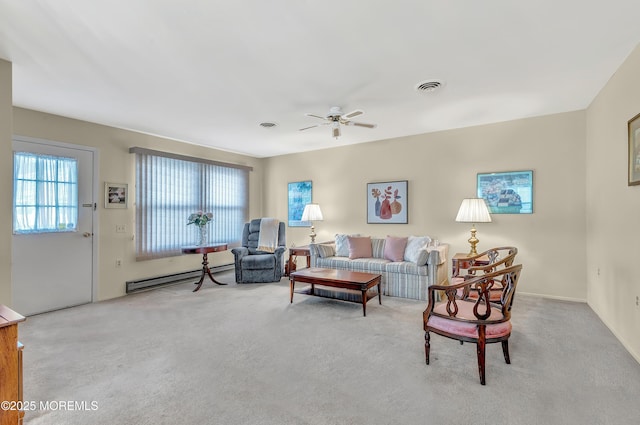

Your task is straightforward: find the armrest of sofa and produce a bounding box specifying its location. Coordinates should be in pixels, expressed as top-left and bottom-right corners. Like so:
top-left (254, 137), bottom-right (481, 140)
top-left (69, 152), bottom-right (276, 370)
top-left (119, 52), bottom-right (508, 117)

top-left (308, 243), bottom-right (322, 267)
top-left (426, 243), bottom-right (449, 286)
top-left (308, 243), bottom-right (319, 259)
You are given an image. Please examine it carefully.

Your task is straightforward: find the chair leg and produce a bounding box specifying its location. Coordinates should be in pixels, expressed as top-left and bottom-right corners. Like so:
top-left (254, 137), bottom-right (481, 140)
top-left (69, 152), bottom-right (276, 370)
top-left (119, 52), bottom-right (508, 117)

top-left (477, 326), bottom-right (486, 385)
top-left (425, 331), bottom-right (430, 365)
top-left (502, 340), bottom-right (511, 364)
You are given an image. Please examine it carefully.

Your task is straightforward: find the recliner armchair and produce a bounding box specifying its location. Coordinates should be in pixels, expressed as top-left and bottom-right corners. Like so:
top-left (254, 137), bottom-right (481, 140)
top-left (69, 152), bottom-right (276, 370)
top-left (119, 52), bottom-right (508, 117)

top-left (231, 218), bottom-right (286, 283)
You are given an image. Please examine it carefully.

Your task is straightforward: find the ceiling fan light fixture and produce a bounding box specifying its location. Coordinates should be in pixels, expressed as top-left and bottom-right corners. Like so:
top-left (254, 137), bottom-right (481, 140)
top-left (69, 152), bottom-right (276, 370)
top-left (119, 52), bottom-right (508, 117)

top-left (328, 106), bottom-right (343, 117)
top-left (299, 106), bottom-right (376, 139)
top-left (415, 79), bottom-right (444, 93)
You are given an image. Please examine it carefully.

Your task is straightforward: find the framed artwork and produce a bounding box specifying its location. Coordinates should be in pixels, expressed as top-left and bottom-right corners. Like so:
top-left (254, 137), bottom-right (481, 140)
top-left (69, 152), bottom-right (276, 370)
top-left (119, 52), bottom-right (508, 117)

top-left (288, 180), bottom-right (312, 227)
top-left (105, 182), bottom-right (128, 209)
top-left (628, 112), bottom-right (640, 186)
top-left (477, 171), bottom-right (533, 214)
top-left (367, 180), bottom-right (408, 224)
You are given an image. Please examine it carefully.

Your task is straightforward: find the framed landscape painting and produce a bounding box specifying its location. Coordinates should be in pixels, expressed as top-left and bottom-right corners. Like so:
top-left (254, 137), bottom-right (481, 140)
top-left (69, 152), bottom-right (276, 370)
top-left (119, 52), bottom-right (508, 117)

top-left (367, 180), bottom-right (408, 224)
top-left (288, 180), bottom-right (312, 227)
top-left (477, 171), bottom-right (533, 214)
top-left (629, 112), bottom-right (640, 186)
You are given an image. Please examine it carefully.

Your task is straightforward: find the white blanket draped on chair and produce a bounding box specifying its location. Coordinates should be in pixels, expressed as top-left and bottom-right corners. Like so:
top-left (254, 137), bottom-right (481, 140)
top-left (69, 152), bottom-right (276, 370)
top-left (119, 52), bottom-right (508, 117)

top-left (257, 218), bottom-right (279, 253)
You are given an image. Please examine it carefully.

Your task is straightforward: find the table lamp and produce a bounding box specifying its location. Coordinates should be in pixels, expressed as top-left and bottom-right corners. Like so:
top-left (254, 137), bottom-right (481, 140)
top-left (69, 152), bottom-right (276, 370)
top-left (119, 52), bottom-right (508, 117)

top-left (455, 198), bottom-right (492, 256)
top-left (301, 203), bottom-right (323, 243)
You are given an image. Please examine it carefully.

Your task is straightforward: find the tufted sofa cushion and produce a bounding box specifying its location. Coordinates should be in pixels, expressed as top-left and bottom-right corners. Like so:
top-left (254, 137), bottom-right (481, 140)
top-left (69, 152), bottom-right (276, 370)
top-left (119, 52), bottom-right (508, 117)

top-left (384, 236), bottom-right (408, 262)
top-left (404, 235), bottom-right (431, 264)
top-left (315, 243), bottom-right (335, 258)
top-left (335, 233), bottom-right (359, 257)
top-left (347, 236), bottom-right (372, 259)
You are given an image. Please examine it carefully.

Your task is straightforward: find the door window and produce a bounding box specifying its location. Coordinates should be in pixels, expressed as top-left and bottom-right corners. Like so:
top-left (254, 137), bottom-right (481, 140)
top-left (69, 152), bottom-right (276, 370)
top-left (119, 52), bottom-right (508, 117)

top-left (13, 151), bottom-right (79, 234)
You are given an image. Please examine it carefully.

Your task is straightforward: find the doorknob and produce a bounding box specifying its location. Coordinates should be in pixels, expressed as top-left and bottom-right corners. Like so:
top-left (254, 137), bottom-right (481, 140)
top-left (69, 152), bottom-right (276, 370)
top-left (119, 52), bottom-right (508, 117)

top-left (82, 232), bottom-right (93, 238)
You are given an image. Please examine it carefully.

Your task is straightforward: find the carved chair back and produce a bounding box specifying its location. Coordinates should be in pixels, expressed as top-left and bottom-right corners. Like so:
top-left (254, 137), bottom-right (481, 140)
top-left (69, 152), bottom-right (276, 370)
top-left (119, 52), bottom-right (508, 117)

top-left (457, 246), bottom-right (518, 301)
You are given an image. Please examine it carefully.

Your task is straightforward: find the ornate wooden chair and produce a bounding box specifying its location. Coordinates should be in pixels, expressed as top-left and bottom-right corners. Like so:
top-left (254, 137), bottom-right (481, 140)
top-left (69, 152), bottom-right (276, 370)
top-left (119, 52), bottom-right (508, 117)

top-left (453, 246), bottom-right (518, 301)
top-left (423, 264), bottom-right (523, 385)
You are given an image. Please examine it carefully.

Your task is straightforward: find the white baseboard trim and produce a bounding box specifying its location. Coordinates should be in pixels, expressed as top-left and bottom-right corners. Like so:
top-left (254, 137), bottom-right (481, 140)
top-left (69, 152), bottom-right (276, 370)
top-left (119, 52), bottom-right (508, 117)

top-left (125, 263), bottom-right (234, 293)
top-left (588, 302), bottom-right (640, 365)
top-left (518, 291), bottom-right (586, 303)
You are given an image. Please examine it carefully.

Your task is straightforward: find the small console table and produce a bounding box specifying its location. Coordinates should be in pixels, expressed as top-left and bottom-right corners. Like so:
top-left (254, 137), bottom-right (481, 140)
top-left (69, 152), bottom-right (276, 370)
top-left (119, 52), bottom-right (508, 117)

top-left (181, 244), bottom-right (228, 292)
top-left (286, 242), bottom-right (334, 276)
top-left (451, 253), bottom-right (491, 277)
top-left (286, 245), bottom-right (312, 277)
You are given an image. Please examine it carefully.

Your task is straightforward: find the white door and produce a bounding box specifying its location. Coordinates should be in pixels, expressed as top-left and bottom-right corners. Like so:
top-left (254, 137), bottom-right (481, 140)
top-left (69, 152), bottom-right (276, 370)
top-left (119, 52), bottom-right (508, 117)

top-left (12, 138), bottom-right (95, 316)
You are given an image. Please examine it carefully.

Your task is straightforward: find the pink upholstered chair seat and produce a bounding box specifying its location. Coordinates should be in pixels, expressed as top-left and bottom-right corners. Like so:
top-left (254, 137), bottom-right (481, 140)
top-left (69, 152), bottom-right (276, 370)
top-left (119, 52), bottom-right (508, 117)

top-left (428, 301), bottom-right (511, 339)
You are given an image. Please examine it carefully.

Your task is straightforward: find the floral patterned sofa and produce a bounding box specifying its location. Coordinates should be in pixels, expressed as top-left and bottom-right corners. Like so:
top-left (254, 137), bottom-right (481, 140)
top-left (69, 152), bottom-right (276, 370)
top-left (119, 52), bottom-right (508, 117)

top-left (308, 234), bottom-right (448, 302)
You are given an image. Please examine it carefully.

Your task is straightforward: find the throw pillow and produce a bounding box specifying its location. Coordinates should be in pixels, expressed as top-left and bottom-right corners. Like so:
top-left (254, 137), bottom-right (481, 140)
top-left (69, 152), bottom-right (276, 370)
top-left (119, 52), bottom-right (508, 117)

top-left (316, 244), bottom-right (335, 258)
top-left (384, 236), bottom-right (408, 262)
top-left (335, 233), bottom-right (359, 257)
top-left (404, 235), bottom-right (431, 263)
top-left (347, 236), bottom-right (372, 259)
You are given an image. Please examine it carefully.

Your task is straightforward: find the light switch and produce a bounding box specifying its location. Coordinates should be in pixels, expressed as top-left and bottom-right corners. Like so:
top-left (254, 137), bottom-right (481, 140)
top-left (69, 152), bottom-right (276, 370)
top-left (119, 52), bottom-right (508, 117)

top-left (115, 224), bottom-right (126, 233)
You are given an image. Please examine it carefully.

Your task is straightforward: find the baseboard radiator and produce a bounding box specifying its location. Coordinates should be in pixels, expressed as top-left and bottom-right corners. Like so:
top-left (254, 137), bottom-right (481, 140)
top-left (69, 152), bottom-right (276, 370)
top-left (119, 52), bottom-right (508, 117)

top-left (126, 263), bottom-right (234, 293)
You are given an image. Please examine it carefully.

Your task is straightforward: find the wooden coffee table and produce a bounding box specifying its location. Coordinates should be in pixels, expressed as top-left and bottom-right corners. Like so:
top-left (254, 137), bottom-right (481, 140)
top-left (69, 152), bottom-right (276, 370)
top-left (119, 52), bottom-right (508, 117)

top-left (289, 268), bottom-right (382, 316)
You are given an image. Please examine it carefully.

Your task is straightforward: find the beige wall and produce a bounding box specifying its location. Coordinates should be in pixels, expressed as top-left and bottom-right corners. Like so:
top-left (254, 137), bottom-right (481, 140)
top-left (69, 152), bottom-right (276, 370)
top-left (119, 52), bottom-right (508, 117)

top-left (264, 111), bottom-right (587, 301)
top-left (0, 59), bottom-right (12, 304)
top-left (586, 43), bottom-right (640, 362)
top-left (4, 48), bottom-right (640, 363)
top-left (3, 107), bottom-right (264, 303)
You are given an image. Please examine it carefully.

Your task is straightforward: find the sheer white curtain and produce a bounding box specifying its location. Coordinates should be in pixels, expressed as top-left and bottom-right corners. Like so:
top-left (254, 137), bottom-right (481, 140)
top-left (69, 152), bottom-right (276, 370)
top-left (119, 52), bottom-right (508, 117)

top-left (134, 149), bottom-right (250, 261)
top-left (13, 152), bottom-right (78, 233)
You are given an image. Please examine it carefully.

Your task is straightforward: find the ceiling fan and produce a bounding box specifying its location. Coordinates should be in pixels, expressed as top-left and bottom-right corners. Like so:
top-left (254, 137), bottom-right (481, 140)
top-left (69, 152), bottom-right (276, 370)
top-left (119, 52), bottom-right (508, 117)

top-left (299, 106), bottom-right (376, 138)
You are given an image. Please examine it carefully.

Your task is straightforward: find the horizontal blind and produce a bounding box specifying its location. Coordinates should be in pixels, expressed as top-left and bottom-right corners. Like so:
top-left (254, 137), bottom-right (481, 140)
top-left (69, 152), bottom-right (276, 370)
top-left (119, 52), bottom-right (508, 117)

top-left (135, 151), bottom-right (249, 261)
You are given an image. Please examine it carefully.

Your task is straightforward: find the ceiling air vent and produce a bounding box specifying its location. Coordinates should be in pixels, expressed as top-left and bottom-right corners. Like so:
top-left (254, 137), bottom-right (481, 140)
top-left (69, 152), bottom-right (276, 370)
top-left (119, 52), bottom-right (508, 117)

top-left (259, 122), bottom-right (277, 128)
top-left (415, 80), bottom-right (444, 93)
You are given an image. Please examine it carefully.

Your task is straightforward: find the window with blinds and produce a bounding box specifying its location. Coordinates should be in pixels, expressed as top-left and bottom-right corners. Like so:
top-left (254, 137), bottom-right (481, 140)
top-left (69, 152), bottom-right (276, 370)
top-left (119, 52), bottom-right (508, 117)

top-left (132, 148), bottom-right (250, 261)
top-left (13, 152), bottom-right (79, 234)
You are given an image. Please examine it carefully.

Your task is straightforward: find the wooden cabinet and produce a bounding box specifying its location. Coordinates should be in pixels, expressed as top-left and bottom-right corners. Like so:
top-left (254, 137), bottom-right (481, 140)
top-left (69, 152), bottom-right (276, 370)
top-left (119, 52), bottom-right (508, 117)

top-left (0, 305), bottom-right (26, 425)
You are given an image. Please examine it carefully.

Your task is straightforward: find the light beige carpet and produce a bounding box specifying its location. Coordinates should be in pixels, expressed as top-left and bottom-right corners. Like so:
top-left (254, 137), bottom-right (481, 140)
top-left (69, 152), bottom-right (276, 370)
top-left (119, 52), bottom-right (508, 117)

top-left (19, 271), bottom-right (640, 425)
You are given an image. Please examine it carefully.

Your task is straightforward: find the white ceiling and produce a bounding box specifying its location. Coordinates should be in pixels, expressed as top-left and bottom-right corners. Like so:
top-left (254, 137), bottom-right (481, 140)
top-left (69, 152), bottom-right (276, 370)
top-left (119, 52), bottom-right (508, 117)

top-left (1, 1), bottom-right (640, 158)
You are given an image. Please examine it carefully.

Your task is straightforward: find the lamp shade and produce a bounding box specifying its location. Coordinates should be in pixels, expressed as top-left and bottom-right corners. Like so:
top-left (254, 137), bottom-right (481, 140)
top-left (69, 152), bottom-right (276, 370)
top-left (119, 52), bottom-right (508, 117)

top-left (455, 198), bottom-right (492, 223)
top-left (301, 203), bottom-right (323, 221)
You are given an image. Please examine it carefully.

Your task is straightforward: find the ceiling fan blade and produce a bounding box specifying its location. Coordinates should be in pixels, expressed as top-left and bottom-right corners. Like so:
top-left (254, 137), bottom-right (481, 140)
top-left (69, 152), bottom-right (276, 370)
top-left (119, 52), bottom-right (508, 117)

top-left (305, 113), bottom-right (328, 120)
top-left (299, 123), bottom-right (325, 131)
top-left (332, 125), bottom-right (341, 138)
top-left (342, 109), bottom-right (364, 120)
top-left (346, 121), bottom-right (377, 129)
